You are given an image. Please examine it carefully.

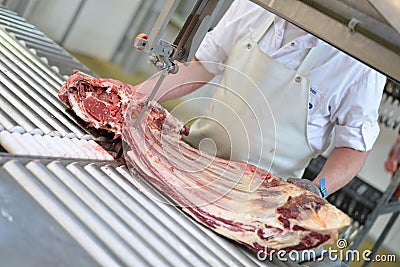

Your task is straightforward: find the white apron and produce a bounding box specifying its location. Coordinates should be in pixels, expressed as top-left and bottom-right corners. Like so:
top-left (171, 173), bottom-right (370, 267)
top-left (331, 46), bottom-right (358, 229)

top-left (185, 17), bottom-right (326, 179)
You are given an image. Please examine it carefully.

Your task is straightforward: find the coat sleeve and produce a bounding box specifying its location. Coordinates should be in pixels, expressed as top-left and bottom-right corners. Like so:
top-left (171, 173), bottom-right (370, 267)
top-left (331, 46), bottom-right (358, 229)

top-left (332, 70), bottom-right (386, 151)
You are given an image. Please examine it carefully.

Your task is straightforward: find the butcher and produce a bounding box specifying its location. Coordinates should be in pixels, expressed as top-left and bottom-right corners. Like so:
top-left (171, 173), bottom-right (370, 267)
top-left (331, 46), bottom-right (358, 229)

top-left (59, 1), bottom-right (385, 263)
top-left (133, 0), bottom-right (386, 199)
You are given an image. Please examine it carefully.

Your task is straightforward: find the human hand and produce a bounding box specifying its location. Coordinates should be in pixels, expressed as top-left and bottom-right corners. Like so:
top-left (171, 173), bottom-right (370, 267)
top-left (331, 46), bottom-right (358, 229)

top-left (385, 137), bottom-right (400, 174)
top-left (385, 156), bottom-right (398, 174)
top-left (287, 178), bottom-right (322, 197)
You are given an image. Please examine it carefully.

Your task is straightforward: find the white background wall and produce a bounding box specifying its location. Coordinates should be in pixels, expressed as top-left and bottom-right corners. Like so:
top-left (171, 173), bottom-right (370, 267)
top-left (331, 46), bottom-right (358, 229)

top-left (5, 0), bottom-right (400, 257)
top-left (24, 0), bottom-right (141, 60)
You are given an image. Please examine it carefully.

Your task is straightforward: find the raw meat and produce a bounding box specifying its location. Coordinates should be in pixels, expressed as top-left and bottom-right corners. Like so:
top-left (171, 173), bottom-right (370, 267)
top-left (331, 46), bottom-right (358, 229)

top-left (123, 99), bottom-right (350, 253)
top-left (59, 71), bottom-right (350, 253)
top-left (59, 70), bottom-right (135, 137)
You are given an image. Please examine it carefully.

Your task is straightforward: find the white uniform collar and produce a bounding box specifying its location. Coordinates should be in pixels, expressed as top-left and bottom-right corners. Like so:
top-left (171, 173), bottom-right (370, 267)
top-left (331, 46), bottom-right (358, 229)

top-left (272, 16), bottom-right (325, 50)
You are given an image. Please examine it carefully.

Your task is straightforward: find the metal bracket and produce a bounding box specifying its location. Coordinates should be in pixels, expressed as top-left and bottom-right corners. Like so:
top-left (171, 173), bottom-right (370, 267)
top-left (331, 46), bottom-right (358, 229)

top-left (134, 0), bottom-right (225, 74)
top-left (348, 18), bottom-right (360, 33)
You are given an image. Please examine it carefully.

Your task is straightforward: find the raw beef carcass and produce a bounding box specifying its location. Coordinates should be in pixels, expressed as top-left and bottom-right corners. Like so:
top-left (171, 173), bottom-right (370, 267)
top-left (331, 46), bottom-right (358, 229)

top-left (59, 70), bottom-right (135, 137)
top-left (59, 71), bottom-right (350, 253)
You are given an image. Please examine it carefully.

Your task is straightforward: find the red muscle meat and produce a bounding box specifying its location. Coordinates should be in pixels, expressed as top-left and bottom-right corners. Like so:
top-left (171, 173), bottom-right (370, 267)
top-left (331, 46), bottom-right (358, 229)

top-left (59, 71), bottom-right (350, 253)
top-left (59, 70), bottom-right (135, 137)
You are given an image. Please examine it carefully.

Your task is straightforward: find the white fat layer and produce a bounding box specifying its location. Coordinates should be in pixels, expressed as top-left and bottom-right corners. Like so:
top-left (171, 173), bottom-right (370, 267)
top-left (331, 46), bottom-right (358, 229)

top-left (68, 95), bottom-right (90, 122)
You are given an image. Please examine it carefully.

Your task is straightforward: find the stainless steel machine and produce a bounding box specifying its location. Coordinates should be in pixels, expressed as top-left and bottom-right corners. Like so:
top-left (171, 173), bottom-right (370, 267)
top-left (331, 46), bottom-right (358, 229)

top-left (1, 1), bottom-right (400, 266)
top-left (134, 0), bottom-right (400, 85)
top-left (0, 4), bottom-right (297, 267)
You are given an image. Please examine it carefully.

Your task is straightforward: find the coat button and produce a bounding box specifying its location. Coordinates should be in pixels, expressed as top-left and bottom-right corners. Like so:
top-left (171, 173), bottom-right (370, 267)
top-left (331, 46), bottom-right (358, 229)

top-left (247, 43), bottom-right (252, 49)
top-left (295, 76), bottom-right (302, 82)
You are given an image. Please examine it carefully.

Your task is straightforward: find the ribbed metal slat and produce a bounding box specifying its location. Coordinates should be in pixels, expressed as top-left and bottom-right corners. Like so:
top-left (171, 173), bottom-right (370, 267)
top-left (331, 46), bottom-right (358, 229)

top-left (1, 156), bottom-right (277, 266)
top-left (0, 25), bottom-right (97, 138)
top-left (0, 52), bottom-right (59, 101)
top-left (0, 29), bottom-right (63, 82)
top-left (0, 81), bottom-right (47, 133)
top-left (0, 18), bottom-right (43, 35)
top-left (0, 8), bottom-right (26, 20)
top-left (54, 161), bottom-right (186, 267)
top-left (0, 72), bottom-right (64, 134)
top-left (28, 44), bottom-right (81, 63)
top-left (0, 47), bottom-right (86, 136)
top-left (26, 160), bottom-right (149, 266)
top-left (111, 165), bottom-right (260, 267)
top-left (81, 163), bottom-right (217, 267)
top-left (0, 8), bottom-right (23, 20)
top-left (9, 28), bottom-right (55, 45)
top-left (0, 7), bottom-right (95, 77)
top-left (0, 30), bottom-right (63, 89)
top-left (0, 13), bottom-right (34, 27)
top-left (2, 159), bottom-right (123, 267)
top-left (15, 34), bottom-right (62, 51)
top-left (0, 96), bottom-right (32, 131)
top-left (2, 25), bottom-right (49, 42)
top-left (0, 9), bottom-right (102, 140)
top-left (0, 49), bottom-right (60, 101)
top-left (32, 49), bottom-right (86, 73)
top-left (0, 132), bottom-right (114, 160)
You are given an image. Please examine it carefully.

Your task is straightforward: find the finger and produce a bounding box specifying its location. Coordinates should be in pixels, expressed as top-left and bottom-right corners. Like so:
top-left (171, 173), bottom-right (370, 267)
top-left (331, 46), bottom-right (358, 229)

top-left (287, 178), bottom-right (302, 187)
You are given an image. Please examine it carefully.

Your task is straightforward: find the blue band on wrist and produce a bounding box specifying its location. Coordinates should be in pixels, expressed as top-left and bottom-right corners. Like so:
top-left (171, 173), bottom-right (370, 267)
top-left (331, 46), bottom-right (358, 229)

top-left (320, 178), bottom-right (328, 198)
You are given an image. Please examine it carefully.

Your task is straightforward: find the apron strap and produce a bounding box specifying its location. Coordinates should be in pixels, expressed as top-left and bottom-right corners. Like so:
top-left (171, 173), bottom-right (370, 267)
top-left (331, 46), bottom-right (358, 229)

top-left (297, 45), bottom-right (329, 76)
top-left (253, 15), bottom-right (275, 42)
